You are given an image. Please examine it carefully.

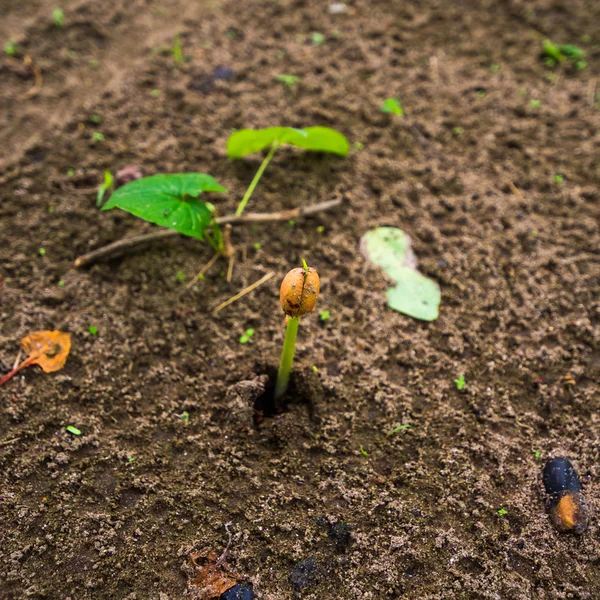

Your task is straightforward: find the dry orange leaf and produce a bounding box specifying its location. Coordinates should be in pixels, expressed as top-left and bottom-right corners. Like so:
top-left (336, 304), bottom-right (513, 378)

top-left (188, 550), bottom-right (238, 600)
top-left (0, 330), bottom-right (71, 387)
top-left (21, 330), bottom-right (71, 373)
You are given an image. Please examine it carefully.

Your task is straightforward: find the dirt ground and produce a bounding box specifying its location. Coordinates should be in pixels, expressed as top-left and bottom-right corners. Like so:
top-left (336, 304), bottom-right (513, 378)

top-left (1, 0), bottom-right (599, 598)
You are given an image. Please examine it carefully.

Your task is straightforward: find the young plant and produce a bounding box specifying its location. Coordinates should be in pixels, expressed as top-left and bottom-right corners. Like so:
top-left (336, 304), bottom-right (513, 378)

top-left (97, 170), bottom-right (114, 207)
top-left (275, 261), bottom-right (320, 401)
top-left (53, 8), bottom-right (65, 27)
top-left (227, 126), bottom-right (349, 216)
top-left (275, 74), bottom-right (300, 89)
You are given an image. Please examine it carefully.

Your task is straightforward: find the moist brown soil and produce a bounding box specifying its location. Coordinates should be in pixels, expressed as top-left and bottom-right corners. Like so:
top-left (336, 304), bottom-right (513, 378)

top-left (1, 0), bottom-right (600, 598)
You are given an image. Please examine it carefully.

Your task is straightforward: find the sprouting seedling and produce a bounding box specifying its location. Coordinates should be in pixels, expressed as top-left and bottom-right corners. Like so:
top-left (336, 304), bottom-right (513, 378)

top-left (542, 40), bottom-right (586, 70)
top-left (310, 32), bottom-right (325, 45)
top-left (239, 328), bottom-right (255, 344)
top-left (455, 375), bottom-right (465, 390)
top-left (5, 39), bottom-right (19, 56)
top-left (275, 74), bottom-right (300, 89)
top-left (381, 97), bottom-right (403, 116)
top-left (274, 260), bottom-right (320, 401)
top-left (97, 170), bottom-right (114, 207)
top-left (173, 35), bottom-right (184, 66)
top-left (53, 8), bottom-right (65, 27)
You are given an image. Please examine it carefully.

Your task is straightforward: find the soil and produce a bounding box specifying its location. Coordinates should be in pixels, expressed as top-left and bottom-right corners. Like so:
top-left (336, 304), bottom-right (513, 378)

top-left (1, 0), bottom-right (599, 598)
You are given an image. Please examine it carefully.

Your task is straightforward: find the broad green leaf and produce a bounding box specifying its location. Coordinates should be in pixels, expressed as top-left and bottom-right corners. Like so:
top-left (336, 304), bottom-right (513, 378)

top-left (360, 227), bottom-right (441, 322)
top-left (227, 126), bottom-right (349, 158)
top-left (101, 174), bottom-right (226, 239)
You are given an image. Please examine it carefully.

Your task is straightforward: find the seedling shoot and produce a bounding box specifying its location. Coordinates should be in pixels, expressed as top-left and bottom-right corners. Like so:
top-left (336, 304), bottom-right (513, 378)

top-left (274, 260), bottom-right (320, 401)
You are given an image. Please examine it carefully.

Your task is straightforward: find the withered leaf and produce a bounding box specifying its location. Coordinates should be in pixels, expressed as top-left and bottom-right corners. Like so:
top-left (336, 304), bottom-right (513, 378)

top-left (21, 330), bottom-right (71, 373)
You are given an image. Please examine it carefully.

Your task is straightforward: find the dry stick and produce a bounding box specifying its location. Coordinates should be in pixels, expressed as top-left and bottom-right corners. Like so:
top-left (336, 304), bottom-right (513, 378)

top-left (74, 198), bottom-right (342, 268)
top-left (0, 437), bottom-right (21, 447)
top-left (213, 272), bottom-right (275, 314)
top-left (184, 252), bottom-right (219, 290)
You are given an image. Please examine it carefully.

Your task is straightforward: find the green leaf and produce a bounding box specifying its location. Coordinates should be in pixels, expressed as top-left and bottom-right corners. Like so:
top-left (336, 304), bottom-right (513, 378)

top-left (102, 173), bottom-right (227, 239)
top-left (360, 227), bottom-right (441, 321)
top-left (455, 375), bottom-right (465, 390)
top-left (227, 126), bottom-right (349, 158)
top-left (389, 424), bottom-right (412, 435)
top-left (97, 170), bottom-right (113, 207)
top-left (66, 425), bottom-right (81, 436)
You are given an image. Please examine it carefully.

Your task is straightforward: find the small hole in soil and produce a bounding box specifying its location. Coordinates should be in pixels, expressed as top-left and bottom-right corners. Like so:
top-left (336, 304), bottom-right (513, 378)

top-left (253, 365), bottom-right (318, 425)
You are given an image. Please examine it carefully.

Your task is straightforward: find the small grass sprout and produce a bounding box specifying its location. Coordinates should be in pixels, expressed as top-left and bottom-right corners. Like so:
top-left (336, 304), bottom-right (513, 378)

top-left (359, 445), bottom-right (369, 457)
top-left (275, 74), bottom-right (300, 90)
top-left (311, 32), bottom-right (325, 45)
top-left (389, 424), bottom-right (412, 435)
top-left (92, 131), bottom-right (105, 142)
top-left (275, 261), bottom-right (320, 400)
top-left (97, 170), bottom-right (114, 207)
top-left (497, 508), bottom-right (508, 516)
top-left (53, 8), bottom-right (65, 27)
top-left (319, 310), bottom-right (330, 321)
top-left (554, 174), bottom-right (564, 183)
top-left (381, 97), bottom-right (403, 116)
top-left (455, 375), bottom-right (465, 390)
top-left (88, 325), bottom-right (98, 335)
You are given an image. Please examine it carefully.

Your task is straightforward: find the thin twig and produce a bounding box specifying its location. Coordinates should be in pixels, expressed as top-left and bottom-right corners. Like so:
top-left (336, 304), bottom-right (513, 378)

top-left (74, 198), bottom-right (342, 268)
top-left (185, 252), bottom-right (219, 290)
top-left (0, 437), bottom-right (20, 447)
top-left (215, 522), bottom-right (234, 568)
top-left (21, 56), bottom-right (43, 100)
top-left (213, 272), bottom-right (275, 313)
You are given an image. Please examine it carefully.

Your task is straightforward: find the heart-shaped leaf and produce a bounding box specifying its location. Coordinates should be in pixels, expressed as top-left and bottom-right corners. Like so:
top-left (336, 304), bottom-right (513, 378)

top-left (102, 173), bottom-right (227, 239)
top-left (361, 227), bottom-right (441, 321)
top-left (227, 126), bottom-right (349, 158)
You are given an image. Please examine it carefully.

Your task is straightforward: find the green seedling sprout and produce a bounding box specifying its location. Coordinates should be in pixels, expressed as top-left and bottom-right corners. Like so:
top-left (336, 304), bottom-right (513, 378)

top-left (173, 36), bottom-right (184, 66)
top-left (97, 170), bottom-right (114, 207)
top-left (53, 8), bottom-right (65, 27)
top-left (66, 425), bottom-right (81, 436)
top-left (381, 97), bottom-right (403, 116)
top-left (275, 74), bottom-right (300, 89)
top-left (455, 375), bottom-right (465, 390)
top-left (274, 260), bottom-right (320, 401)
top-left (542, 40), bottom-right (586, 70)
top-left (239, 328), bottom-right (255, 344)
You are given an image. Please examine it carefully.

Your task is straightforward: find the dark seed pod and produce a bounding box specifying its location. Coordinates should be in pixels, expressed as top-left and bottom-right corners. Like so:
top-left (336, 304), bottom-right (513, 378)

top-left (542, 458), bottom-right (589, 534)
top-left (543, 457), bottom-right (582, 494)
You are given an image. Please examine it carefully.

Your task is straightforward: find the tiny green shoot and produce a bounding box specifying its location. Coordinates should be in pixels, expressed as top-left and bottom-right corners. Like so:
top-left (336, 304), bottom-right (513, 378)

top-left (497, 508), bottom-right (508, 516)
top-left (88, 325), bottom-right (98, 335)
top-left (288, 219), bottom-right (295, 227)
top-left (253, 242), bottom-right (262, 249)
top-left (455, 375), bottom-right (465, 390)
top-left (180, 411), bottom-right (189, 424)
top-left (275, 74), bottom-right (300, 89)
top-left (359, 445), bottom-right (369, 457)
top-left (312, 365), bottom-right (319, 373)
top-left (319, 310), bottom-right (330, 321)
top-left (66, 425), bottom-right (81, 436)
top-left (554, 174), bottom-right (564, 183)
top-left (542, 40), bottom-right (586, 70)
top-left (353, 141), bottom-right (364, 150)
top-left (173, 35), bottom-right (184, 66)
top-left (316, 225), bottom-right (325, 234)
top-left (489, 64), bottom-right (500, 73)
top-left (275, 262), bottom-right (320, 400)
top-left (381, 97), bottom-right (403, 116)
top-left (534, 450), bottom-right (541, 459)
top-left (58, 280), bottom-right (65, 288)
top-left (88, 59), bottom-right (100, 70)
top-left (151, 88), bottom-right (161, 97)
top-left (53, 8), bottom-right (65, 27)
top-left (92, 132), bottom-right (105, 142)
top-left (4, 40), bottom-right (18, 56)
top-left (97, 170), bottom-right (114, 207)
top-left (452, 127), bottom-right (464, 137)
top-left (39, 248), bottom-right (46, 256)
top-left (311, 32), bottom-right (325, 45)
top-left (530, 99), bottom-right (541, 109)
top-left (90, 114), bottom-right (102, 124)
top-left (175, 270), bottom-right (186, 282)
top-left (48, 206), bottom-right (55, 214)
top-left (476, 90), bottom-right (486, 98)
top-left (389, 424), bottom-right (412, 435)
top-left (239, 328), bottom-right (255, 344)
top-left (67, 168), bottom-right (74, 177)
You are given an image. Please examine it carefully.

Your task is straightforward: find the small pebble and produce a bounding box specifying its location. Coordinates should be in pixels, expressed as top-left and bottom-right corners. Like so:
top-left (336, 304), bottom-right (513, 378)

top-left (289, 557), bottom-right (319, 591)
top-left (329, 3), bottom-right (348, 14)
top-left (543, 457), bottom-right (589, 534)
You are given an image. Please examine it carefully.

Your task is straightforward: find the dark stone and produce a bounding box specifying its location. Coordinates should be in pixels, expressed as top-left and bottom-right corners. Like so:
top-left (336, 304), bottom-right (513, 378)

top-left (289, 557), bottom-right (319, 591)
top-left (328, 522), bottom-right (351, 549)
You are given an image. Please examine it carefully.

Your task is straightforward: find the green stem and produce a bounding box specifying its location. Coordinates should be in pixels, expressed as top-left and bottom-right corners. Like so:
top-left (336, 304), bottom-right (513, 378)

top-left (235, 141), bottom-right (279, 216)
top-left (274, 316), bottom-right (299, 401)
